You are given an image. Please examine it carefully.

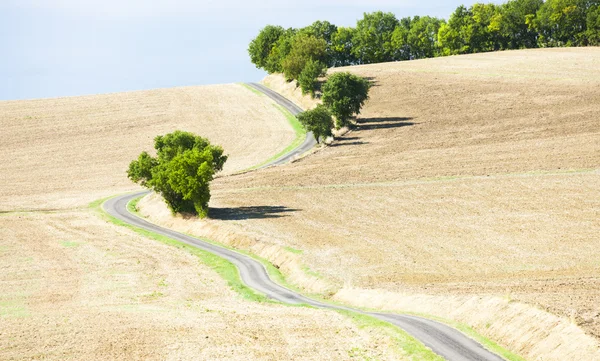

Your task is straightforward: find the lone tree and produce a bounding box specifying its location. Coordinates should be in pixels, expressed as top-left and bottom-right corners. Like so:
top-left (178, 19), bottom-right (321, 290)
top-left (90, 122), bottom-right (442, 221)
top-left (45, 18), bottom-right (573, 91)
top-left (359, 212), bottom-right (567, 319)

top-left (322, 72), bottom-right (370, 129)
top-left (127, 131), bottom-right (227, 218)
top-left (297, 104), bottom-right (334, 143)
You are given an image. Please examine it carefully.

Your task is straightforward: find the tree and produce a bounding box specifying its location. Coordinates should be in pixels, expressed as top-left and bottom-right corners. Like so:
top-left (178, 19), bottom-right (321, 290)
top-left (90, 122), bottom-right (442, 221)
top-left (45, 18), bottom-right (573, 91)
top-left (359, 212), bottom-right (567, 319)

top-left (248, 25), bottom-right (285, 72)
top-left (534, 0), bottom-right (598, 46)
top-left (281, 34), bottom-right (327, 81)
top-left (297, 105), bottom-right (334, 143)
top-left (352, 11), bottom-right (399, 64)
top-left (331, 27), bottom-right (359, 66)
top-left (587, 4), bottom-right (600, 44)
top-left (494, 0), bottom-right (543, 49)
top-left (265, 28), bottom-right (296, 73)
top-left (298, 59), bottom-right (327, 97)
top-left (407, 16), bottom-right (445, 59)
top-left (127, 131), bottom-right (227, 218)
top-left (301, 20), bottom-right (338, 66)
top-left (322, 72), bottom-right (370, 129)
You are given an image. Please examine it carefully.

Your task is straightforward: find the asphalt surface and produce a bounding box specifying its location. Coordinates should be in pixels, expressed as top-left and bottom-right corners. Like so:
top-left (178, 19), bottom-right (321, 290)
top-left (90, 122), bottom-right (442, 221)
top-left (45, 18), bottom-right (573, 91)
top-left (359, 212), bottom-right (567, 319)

top-left (104, 84), bottom-right (507, 361)
top-left (246, 82), bottom-right (317, 167)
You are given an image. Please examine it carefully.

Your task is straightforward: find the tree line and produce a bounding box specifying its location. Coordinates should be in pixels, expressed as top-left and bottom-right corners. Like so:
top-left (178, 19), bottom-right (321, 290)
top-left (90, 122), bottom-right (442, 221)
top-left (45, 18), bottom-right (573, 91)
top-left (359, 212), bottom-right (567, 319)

top-left (249, 0), bottom-right (600, 77)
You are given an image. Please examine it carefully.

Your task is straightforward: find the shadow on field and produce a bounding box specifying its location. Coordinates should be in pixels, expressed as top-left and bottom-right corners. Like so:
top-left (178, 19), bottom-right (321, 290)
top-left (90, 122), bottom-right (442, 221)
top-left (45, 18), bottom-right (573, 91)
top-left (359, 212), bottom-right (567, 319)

top-left (209, 206), bottom-right (300, 220)
top-left (356, 116), bottom-right (415, 130)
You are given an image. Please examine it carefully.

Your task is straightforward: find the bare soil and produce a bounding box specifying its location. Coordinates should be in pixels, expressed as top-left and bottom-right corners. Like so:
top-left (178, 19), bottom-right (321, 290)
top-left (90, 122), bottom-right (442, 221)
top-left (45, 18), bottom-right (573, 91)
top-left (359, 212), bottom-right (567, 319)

top-left (0, 211), bottom-right (404, 360)
top-left (0, 84), bottom-right (405, 360)
top-left (205, 48), bottom-right (600, 344)
top-left (0, 84), bottom-right (296, 211)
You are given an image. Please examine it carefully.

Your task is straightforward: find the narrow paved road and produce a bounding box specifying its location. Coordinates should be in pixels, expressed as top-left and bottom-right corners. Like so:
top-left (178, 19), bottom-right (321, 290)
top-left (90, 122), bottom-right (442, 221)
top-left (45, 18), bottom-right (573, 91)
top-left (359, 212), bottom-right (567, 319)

top-left (104, 84), bottom-right (508, 361)
top-left (246, 82), bottom-right (317, 167)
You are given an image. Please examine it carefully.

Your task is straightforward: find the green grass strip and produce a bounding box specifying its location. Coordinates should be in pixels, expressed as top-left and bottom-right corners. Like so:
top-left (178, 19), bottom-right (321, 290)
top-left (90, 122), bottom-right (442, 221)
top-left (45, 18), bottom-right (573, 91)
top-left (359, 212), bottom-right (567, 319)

top-left (89, 196), bottom-right (273, 303)
top-left (239, 83), bottom-right (307, 170)
top-left (239, 82), bottom-right (265, 96)
top-left (337, 310), bottom-right (445, 361)
top-left (247, 104), bottom-right (306, 170)
top-left (406, 312), bottom-right (527, 361)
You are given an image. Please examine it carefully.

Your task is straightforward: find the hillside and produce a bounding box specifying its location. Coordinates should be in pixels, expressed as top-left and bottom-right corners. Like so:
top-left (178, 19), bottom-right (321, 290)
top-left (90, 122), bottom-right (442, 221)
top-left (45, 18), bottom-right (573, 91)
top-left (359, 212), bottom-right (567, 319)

top-left (141, 48), bottom-right (600, 360)
top-left (0, 85), bottom-right (406, 360)
top-left (0, 84), bottom-right (296, 211)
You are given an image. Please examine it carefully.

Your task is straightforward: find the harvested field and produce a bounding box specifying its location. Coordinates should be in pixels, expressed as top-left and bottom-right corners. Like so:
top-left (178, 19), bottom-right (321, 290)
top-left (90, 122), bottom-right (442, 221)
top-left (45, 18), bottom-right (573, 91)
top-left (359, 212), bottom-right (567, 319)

top-left (0, 211), bottom-right (405, 360)
top-left (0, 84), bottom-right (296, 211)
top-left (0, 84), bottom-right (408, 360)
top-left (138, 48), bottom-right (600, 358)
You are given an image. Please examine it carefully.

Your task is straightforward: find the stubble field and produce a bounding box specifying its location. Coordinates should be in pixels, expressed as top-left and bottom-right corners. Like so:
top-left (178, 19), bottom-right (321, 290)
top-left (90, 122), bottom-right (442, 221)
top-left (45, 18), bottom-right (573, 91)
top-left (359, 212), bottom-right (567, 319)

top-left (201, 48), bottom-right (600, 341)
top-left (0, 84), bottom-right (406, 360)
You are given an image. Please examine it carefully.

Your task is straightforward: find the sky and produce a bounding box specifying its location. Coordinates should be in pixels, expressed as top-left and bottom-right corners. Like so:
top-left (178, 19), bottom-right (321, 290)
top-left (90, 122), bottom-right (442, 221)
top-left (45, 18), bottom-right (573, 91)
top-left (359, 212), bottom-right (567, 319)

top-left (1, 0), bottom-right (490, 100)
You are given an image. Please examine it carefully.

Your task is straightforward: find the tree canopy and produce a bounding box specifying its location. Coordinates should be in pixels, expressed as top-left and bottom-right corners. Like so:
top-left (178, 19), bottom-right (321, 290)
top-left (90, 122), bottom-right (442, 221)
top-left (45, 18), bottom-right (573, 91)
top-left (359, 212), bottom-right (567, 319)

top-left (127, 131), bottom-right (227, 218)
top-left (248, 1), bottom-right (600, 76)
top-left (322, 72), bottom-right (370, 129)
top-left (297, 105), bottom-right (334, 143)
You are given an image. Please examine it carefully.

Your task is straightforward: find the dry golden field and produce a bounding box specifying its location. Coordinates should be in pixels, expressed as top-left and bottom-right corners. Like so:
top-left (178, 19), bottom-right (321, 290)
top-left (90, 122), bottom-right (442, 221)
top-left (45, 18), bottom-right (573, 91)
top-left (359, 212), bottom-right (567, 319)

top-left (0, 85), bottom-right (407, 360)
top-left (0, 84), bottom-right (296, 211)
top-left (172, 48), bottom-right (600, 349)
top-left (0, 211), bottom-right (405, 360)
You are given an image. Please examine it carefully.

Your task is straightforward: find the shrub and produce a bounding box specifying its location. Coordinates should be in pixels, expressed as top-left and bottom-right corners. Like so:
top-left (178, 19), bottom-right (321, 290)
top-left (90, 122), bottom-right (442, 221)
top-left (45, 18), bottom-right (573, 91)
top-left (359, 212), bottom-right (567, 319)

top-left (127, 131), bottom-right (227, 218)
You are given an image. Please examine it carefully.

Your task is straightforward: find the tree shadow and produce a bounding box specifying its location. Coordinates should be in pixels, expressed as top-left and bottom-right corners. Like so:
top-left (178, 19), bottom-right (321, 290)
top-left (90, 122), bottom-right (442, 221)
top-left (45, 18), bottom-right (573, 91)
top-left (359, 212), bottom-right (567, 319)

top-left (355, 116), bottom-right (415, 130)
top-left (330, 140), bottom-right (368, 147)
top-left (363, 76), bottom-right (380, 87)
top-left (209, 206), bottom-right (300, 220)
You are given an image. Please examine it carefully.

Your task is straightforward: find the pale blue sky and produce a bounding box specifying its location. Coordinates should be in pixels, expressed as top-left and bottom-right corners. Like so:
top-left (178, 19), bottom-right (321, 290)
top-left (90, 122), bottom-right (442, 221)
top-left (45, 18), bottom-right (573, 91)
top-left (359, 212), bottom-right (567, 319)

top-left (1, 0), bottom-right (489, 100)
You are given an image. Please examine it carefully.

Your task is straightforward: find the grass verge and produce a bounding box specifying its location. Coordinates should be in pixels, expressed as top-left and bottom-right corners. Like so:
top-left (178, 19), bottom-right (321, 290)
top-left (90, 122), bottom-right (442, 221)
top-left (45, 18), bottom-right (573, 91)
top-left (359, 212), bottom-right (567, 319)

top-left (338, 310), bottom-right (445, 361)
top-left (89, 196), bottom-right (273, 303)
top-left (247, 104), bottom-right (306, 170)
top-left (239, 82), bottom-right (307, 170)
top-left (239, 83), bottom-right (265, 97)
top-left (407, 312), bottom-right (527, 361)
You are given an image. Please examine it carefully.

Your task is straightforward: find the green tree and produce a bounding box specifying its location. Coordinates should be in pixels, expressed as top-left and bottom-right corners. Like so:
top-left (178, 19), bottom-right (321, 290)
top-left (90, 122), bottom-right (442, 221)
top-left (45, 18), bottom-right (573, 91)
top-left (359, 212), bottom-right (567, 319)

top-left (587, 4), bottom-right (600, 44)
top-left (127, 131), bottom-right (227, 218)
top-left (494, 0), bottom-right (543, 49)
top-left (331, 27), bottom-right (359, 66)
top-left (265, 28), bottom-right (296, 73)
top-left (322, 72), bottom-right (370, 129)
top-left (352, 11), bottom-right (399, 64)
top-left (248, 25), bottom-right (285, 72)
top-left (301, 20), bottom-right (338, 66)
top-left (438, 4), bottom-right (502, 55)
top-left (298, 59), bottom-right (327, 98)
top-left (297, 105), bottom-right (334, 143)
top-left (281, 34), bottom-right (327, 81)
top-left (534, 0), bottom-right (598, 46)
top-left (390, 17), bottom-right (413, 60)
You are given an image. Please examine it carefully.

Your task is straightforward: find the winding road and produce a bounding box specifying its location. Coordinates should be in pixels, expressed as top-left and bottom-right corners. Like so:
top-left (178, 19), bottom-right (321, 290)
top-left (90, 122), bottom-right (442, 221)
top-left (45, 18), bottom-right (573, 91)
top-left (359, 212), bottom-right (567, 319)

top-left (103, 84), bottom-right (507, 361)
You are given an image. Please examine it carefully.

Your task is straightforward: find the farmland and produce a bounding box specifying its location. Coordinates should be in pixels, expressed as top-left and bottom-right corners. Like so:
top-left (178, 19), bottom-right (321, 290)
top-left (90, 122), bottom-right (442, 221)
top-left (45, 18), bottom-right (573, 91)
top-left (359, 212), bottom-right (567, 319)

top-left (0, 84), bottom-right (405, 360)
top-left (139, 48), bottom-right (600, 359)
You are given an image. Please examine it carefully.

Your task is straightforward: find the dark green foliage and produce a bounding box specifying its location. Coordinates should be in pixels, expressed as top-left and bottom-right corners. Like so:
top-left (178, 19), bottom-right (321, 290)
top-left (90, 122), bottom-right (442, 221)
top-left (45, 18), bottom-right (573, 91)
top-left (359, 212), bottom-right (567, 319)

top-left (127, 131), bottom-right (227, 218)
top-left (392, 16), bottom-right (445, 59)
top-left (297, 105), bottom-right (334, 143)
top-left (248, 25), bottom-right (285, 73)
top-left (352, 11), bottom-right (400, 64)
top-left (587, 4), bottom-right (600, 44)
top-left (322, 72), bottom-right (370, 129)
top-left (281, 34), bottom-right (327, 81)
top-left (298, 59), bottom-right (327, 98)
